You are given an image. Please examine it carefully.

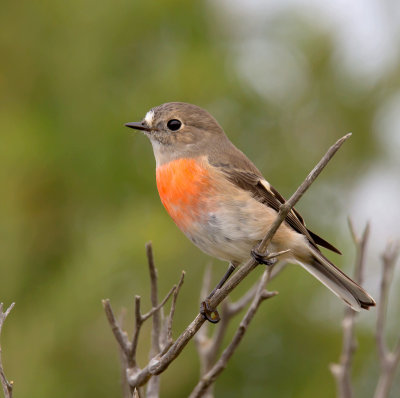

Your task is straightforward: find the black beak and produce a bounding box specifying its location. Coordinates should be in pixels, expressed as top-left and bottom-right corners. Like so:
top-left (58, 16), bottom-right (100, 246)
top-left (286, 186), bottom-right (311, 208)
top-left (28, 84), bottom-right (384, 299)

top-left (124, 122), bottom-right (151, 132)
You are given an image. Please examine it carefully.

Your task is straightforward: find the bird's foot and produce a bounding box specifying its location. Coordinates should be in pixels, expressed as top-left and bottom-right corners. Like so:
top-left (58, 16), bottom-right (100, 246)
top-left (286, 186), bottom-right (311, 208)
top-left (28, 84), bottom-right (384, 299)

top-left (200, 299), bottom-right (221, 324)
top-left (251, 249), bottom-right (277, 266)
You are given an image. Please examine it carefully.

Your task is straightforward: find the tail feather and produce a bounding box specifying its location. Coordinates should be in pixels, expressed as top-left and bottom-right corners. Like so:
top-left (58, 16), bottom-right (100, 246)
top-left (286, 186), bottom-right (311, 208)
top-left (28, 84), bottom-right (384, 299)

top-left (296, 246), bottom-right (376, 311)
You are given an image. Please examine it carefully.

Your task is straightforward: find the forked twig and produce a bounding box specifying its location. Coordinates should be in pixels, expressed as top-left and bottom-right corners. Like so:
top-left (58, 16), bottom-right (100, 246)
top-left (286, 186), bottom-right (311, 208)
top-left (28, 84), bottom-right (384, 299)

top-left (103, 242), bottom-right (184, 397)
top-left (374, 241), bottom-right (400, 398)
top-left (194, 261), bottom-right (287, 397)
top-left (256, 133), bottom-right (352, 255)
top-left (331, 225), bottom-right (400, 398)
top-left (330, 220), bottom-right (370, 398)
top-left (190, 269), bottom-right (278, 398)
top-left (162, 271), bottom-right (185, 354)
top-left (194, 270), bottom-right (260, 398)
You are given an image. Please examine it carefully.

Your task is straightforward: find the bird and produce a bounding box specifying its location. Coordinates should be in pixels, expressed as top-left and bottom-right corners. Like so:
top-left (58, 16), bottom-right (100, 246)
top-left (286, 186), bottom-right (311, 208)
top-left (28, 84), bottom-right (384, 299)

top-left (125, 102), bottom-right (375, 322)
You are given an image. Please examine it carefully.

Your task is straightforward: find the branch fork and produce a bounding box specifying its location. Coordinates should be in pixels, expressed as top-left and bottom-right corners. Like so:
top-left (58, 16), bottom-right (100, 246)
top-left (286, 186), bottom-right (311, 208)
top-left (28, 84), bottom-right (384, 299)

top-left (103, 243), bottom-right (185, 397)
top-left (330, 220), bottom-right (369, 398)
top-left (330, 223), bottom-right (400, 398)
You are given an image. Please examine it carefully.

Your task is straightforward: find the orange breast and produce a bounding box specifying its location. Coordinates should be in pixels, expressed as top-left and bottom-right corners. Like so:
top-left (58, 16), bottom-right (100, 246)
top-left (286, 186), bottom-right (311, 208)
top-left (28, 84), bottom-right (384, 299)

top-left (156, 158), bottom-right (214, 230)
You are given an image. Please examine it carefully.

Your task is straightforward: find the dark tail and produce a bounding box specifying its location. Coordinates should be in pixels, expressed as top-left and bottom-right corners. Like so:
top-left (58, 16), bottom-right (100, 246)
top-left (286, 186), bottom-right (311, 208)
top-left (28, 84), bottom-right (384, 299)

top-left (297, 246), bottom-right (375, 311)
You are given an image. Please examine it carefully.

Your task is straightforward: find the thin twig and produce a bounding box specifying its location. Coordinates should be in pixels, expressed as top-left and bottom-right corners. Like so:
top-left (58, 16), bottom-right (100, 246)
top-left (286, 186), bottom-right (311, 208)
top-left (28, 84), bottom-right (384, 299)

top-left (376, 243), bottom-right (399, 361)
top-left (330, 220), bottom-right (370, 398)
top-left (374, 241), bottom-right (400, 398)
top-left (212, 260), bottom-right (286, 356)
top-left (195, 264), bottom-right (213, 346)
top-left (102, 299), bottom-right (131, 358)
top-left (0, 302), bottom-right (15, 398)
top-left (199, 260), bottom-right (287, 373)
top-left (194, 265), bottom-right (214, 394)
top-left (146, 241), bottom-right (162, 398)
top-left (132, 285), bottom-right (176, 392)
top-left (225, 283), bottom-right (259, 317)
top-left (103, 248), bottom-right (183, 397)
top-left (131, 295), bottom-right (142, 368)
top-left (115, 308), bottom-right (131, 398)
top-left (195, 277), bottom-right (260, 398)
top-left (189, 270), bottom-right (278, 398)
top-left (194, 263), bottom-right (287, 398)
top-left (146, 242), bottom-right (161, 355)
top-left (126, 133), bottom-right (351, 388)
top-left (257, 133), bottom-right (352, 255)
top-left (164, 272), bottom-right (185, 352)
top-left (142, 286), bottom-right (176, 323)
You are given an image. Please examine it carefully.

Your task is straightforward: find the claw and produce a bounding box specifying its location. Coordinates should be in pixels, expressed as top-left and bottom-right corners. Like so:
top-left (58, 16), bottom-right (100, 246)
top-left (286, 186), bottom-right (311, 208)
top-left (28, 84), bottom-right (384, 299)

top-left (200, 299), bottom-right (221, 324)
top-left (251, 249), bottom-right (277, 266)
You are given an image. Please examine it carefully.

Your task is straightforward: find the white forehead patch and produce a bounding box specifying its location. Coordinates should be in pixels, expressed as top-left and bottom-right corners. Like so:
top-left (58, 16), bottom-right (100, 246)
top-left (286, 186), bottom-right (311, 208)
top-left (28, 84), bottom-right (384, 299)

top-left (145, 110), bottom-right (155, 125)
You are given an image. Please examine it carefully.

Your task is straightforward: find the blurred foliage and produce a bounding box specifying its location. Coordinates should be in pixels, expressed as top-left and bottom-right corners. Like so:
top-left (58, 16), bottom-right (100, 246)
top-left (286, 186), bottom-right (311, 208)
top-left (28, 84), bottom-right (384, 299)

top-left (0, 0), bottom-right (399, 397)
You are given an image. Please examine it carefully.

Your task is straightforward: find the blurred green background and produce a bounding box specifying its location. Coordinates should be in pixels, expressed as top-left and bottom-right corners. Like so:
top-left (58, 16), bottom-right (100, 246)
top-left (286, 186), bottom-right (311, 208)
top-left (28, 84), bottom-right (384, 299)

top-left (1, 0), bottom-right (400, 396)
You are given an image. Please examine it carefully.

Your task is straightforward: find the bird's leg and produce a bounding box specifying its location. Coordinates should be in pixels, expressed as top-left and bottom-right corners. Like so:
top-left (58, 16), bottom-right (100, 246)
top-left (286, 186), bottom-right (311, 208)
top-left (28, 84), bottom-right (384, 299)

top-left (251, 249), bottom-right (278, 266)
top-left (200, 262), bottom-right (236, 324)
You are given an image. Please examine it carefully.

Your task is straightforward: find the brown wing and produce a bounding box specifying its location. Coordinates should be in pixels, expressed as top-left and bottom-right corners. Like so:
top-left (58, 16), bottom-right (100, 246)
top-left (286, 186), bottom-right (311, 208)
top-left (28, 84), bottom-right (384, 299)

top-left (219, 168), bottom-right (341, 255)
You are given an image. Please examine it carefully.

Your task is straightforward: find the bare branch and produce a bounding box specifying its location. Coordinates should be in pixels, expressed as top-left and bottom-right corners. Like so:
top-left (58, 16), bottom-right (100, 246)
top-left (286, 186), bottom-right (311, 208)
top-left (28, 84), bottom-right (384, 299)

top-left (376, 242), bottom-right (399, 361)
top-left (374, 241), bottom-right (400, 398)
top-left (194, 266), bottom-right (215, 397)
top-left (0, 302), bottom-right (15, 398)
top-left (189, 270), bottom-right (278, 398)
top-left (103, 244), bottom-right (187, 398)
top-left (102, 299), bottom-right (131, 358)
top-left (330, 221), bottom-right (369, 398)
top-left (164, 271), bottom-right (185, 350)
top-left (264, 249), bottom-right (291, 261)
top-left (198, 279), bottom-right (258, 398)
top-left (130, 296), bottom-right (143, 367)
top-left (192, 265), bottom-right (284, 397)
top-left (225, 261), bottom-right (286, 318)
top-left (348, 218), bottom-right (370, 283)
top-left (193, 262), bottom-right (287, 398)
top-left (195, 264), bottom-right (213, 345)
top-left (146, 241), bottom-right (162, 398)
top-left (142, 286), bottom-right (176, 323)
top-left (257, 133), bottom-right (352, 255)
top-left (194, 267), bottom-right (273, 398)
top-left (117, 308), bottom-right (132, 398)
top-left (126, 133), bottom-right (352, 388)
top-left (146, 242), bottom-right (161, 357)
top-left (225, 283), bottom-right (259, 318)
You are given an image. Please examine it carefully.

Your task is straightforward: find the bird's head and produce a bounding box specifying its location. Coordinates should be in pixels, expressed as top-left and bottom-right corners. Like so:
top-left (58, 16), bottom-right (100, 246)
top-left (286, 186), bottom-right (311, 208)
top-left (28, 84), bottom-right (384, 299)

top-left (125, 102), bottom-right (226, 165)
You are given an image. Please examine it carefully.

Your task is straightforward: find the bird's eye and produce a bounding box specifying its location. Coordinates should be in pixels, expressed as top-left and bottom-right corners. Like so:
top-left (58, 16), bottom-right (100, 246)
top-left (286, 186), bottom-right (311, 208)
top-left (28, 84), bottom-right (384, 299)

top-left (167, 119), bottom-right (182, 131)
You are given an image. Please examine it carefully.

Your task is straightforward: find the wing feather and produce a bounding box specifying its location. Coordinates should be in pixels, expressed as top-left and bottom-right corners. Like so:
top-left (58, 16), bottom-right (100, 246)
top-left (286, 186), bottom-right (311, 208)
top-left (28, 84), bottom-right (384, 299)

top-left (219, 167), bottom-right (341, 254)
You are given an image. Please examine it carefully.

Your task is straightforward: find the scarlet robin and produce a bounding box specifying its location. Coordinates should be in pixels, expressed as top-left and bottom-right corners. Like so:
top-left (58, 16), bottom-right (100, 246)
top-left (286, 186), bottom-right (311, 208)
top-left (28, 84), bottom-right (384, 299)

top-left (126, 102), bottom-right (375, 322)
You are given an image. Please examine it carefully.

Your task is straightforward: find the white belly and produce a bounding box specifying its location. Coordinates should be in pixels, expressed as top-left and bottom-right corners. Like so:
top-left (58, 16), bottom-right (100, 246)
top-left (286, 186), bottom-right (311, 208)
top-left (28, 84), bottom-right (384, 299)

top-left (183, 197), bottom-right (281, 264)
